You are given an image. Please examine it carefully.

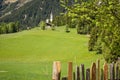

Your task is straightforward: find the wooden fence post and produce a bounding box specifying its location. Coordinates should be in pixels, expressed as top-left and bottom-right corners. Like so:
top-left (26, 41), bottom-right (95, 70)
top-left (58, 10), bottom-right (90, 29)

top-left (57, 61), bottom-right (61, 80)
top-left (52, 60), bottom-right (119, 80)
top-left (52, 61), bottom-right (61, 80)
top-left (76, 66), bottom-right (80, 80)
top-left (96, 60), bottom-right (100, 80)
top-left (103, 63), bottom-right (108, 80)
top-left (116, 63), bottom-right (119, 80)
top-left (81, 64), bottom-right (85, 80)
top-left (90, 63), bottom-right (96, 80)
top-left (86, 68), bottom-right (90, 80)
top-left (68, 62), bottom-right (73, 80)
top-left (110, 63), bottom-right (115, 80)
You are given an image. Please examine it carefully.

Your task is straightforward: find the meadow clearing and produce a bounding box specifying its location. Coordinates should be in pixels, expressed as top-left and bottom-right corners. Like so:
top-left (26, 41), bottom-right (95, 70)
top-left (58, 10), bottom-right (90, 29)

top-left (0, 27), bottom-right (104, 80)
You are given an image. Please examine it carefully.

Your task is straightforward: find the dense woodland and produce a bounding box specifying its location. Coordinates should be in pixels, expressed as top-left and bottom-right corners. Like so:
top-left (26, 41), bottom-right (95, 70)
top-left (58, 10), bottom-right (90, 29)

top-left (0, 0), bottom-right (120, 63)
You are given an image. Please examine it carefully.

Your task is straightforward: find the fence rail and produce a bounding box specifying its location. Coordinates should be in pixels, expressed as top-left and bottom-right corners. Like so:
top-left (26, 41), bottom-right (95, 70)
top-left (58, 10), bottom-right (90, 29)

top-left (52, 60), bottom-right (120, 80)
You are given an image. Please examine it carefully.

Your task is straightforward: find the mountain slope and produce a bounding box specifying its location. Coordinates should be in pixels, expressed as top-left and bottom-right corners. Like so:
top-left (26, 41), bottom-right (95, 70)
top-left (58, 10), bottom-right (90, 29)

top-left (0, 0), bottom-right (64, 29)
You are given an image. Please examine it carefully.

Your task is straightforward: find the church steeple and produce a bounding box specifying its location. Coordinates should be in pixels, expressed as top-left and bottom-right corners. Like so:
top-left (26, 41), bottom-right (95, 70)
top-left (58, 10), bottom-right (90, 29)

top-left (50, 12), bottom-right (53, 23)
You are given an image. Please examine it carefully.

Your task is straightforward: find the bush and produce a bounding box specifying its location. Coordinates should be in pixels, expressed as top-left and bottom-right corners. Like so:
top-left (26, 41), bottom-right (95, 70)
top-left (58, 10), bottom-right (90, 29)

top-left (7, 23), bottom-right (13, 33)
top-left (39, 21), bottom-right (46, 30)
top-left (1, 23), bottom-right (7, 34)
top-left (102, 30), bottom-right (120, 63)
top-left (88, 25), bottom-right (103, 52)
top-left (53, 15), bottom-right (67, 26)
top-left (65, 24), bottom-right (70, 33)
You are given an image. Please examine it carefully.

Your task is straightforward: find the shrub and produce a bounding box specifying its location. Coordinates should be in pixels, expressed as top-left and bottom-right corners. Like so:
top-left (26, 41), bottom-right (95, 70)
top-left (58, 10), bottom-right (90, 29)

top-left (65, 24), bottom-right (70, 33)
top-left (39, 21), bottom-right (46, 30)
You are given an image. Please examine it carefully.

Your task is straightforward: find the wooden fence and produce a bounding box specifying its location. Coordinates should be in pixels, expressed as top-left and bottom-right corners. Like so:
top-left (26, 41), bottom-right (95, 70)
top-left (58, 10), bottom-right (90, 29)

top-left (52, 60), bottom-right (120, 80)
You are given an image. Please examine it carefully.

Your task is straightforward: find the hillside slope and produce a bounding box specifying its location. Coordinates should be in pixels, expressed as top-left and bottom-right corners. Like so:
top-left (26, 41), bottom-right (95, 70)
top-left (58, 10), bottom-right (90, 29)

top-left (0, 0), bottom-right (64, 29)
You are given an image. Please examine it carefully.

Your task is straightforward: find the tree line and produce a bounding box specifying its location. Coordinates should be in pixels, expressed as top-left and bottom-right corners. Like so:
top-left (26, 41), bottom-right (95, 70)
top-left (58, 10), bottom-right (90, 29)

top-left (59, 0), bottom-right (120, 63)
top-left (0, 22), bottom-right (20, 34)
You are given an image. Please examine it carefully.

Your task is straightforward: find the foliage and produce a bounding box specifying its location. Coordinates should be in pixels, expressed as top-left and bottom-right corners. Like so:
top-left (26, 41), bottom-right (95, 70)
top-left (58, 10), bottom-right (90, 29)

top-left (0, 22), bottom-right (20, 34)
top-left (95, 0), bottom-right (120, 62)
top-left (61, 0), bottom-right (120, 62)
top-left (89, 0), bottom-right (120, 62)
top-left (61, 0), bottom-right (94, 34)
top-left (39, 21), bottom-right (46, 30)
top-left (88, 26), bottom-right (99, 51)
top-left (53, 15), bottom-right (67, 26)
top-left (65, 24), bottom-right (70, 33)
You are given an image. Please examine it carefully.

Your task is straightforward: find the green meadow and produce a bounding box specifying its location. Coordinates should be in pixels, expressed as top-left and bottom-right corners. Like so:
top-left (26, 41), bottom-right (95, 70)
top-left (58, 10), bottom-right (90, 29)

top-left (0, 27), bottom-right (104, 80)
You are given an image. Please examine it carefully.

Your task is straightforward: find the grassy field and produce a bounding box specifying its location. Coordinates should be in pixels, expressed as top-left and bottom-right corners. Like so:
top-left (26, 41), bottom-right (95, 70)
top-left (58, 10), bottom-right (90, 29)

top-left (0, 27), bottom-right (104, 80)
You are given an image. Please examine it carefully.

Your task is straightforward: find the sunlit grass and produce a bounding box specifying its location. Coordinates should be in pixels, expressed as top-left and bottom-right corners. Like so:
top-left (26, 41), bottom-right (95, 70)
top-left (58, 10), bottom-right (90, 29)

top-left (0, 26), bottom-right (104, 80)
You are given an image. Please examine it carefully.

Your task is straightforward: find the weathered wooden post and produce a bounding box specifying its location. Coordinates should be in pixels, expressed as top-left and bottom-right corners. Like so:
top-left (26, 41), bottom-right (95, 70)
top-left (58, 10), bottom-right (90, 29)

top-left (96, 60), bottom-right (100, 80)
top-left (110, 63), bottom-right (115, 80)
top-left (116, 63), bottom-right (119, 80)
top-left (68, 62), bottom-right (73, 80)
top-left (86, 68), bottom-right (90, 80)
top-left (76, 66), bottom-right (80, 80)
top-left (90, 63), bottom-right (96, 80)
top-left (81, 64), bottom-right (85, 80)
top-left (103, 62), bottom-right (108, 80)
top-left (57, 61), bottom-right (61, 80)
top-left (52, 61), bottom-right (61, 80)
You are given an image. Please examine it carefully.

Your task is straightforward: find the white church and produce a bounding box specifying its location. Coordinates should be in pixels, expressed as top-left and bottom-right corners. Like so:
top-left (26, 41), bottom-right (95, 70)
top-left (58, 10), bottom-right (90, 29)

top-left (46, 12), bottom-right (53, 29)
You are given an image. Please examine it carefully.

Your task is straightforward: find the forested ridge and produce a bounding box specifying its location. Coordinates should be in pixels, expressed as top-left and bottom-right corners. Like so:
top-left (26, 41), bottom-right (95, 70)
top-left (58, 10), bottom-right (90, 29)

top-left (0, 0), bottom-right (64, 28)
